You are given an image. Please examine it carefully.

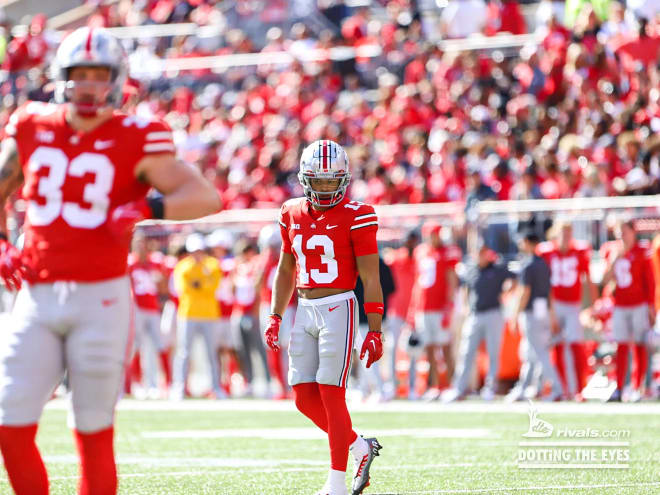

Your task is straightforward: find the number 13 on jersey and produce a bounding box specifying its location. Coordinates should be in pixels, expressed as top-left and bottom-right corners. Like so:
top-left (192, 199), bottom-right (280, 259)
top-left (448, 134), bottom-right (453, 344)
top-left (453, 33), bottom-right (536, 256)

top-left (292, 234), bottom-right (338, 284)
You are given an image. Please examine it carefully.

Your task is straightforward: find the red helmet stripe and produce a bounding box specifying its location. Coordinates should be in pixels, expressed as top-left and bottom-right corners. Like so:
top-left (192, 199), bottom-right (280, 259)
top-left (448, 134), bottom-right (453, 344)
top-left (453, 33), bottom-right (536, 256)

top-left (85, 28), bottom-right (93, 56)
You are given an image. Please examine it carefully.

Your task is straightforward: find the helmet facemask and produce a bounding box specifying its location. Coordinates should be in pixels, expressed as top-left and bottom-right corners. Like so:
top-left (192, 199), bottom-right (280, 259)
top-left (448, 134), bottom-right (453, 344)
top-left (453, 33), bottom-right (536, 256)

top-left (298, 140), bottom-right (351, 208)
top-left (60, 66), bottom-right (116, 117)
top-left (299, 171), bottom-right (350, 208)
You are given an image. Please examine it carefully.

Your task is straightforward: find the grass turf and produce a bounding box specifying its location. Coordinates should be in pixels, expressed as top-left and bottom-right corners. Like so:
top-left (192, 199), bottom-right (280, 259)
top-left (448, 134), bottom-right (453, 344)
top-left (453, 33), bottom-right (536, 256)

top-left (1, 400), bottom-right (659, 495)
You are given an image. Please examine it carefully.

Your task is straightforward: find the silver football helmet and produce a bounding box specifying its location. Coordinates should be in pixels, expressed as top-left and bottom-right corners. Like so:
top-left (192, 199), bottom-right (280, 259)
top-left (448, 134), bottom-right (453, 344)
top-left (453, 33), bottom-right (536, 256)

top-left (298, 140), bottom-right (351, 207)
top-left (52, 27), bottom-right (128, 111)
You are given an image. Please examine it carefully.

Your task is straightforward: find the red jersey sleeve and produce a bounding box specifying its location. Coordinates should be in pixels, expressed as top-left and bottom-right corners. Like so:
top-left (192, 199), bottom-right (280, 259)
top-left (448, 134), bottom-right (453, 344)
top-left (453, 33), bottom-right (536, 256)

top-left (445, 245), bottom-right (462, 267)
top-left (278, 203), bottom-right (292, 254)
top-left (350, 205), bottom-right (378, 257)
top-left (644, 247), bottom-right (655, 306)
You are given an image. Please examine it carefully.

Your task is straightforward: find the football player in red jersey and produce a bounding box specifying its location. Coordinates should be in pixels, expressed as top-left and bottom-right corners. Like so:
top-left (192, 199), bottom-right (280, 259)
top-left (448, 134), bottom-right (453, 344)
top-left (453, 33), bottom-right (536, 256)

top-left (127, 233), bottom-right (172, 396)
top-left (601, 220), bottom-right (655, 402)
top-left (409, 221), bottom-right (461, 401)
top-left (537, 222), bottom-right (597, 400)
top-left (266, 140), bottom-right (383, 495)
top-left (0, 28), bottom-right (220, 495)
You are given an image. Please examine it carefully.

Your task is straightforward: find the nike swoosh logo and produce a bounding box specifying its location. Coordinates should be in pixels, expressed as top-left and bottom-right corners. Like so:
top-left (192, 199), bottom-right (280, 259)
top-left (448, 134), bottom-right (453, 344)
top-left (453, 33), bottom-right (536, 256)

top-left (94, 140), bottom-right (114, 150)
top-left (326, 225), bottom-right (338, 230)
top-left (328, 305), bottom-right (340, 312)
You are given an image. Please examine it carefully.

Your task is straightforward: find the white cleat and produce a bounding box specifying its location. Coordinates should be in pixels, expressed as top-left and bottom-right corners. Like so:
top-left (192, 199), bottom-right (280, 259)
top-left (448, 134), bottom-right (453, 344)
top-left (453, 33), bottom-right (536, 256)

top-left (441, 388), bottom-right (463, 403)
top-left (351, 437), bottom-right (382, 495)
top-left (504, 386), bottom-right (524, 403)
top-left (479, 387), bottom-right (496, 401)
top-left (315, 483), bottom-right (349, 495)
top-left (421, 387), bottom-right (441, 402)
top-left (626, 389), bottom-right (642, 403)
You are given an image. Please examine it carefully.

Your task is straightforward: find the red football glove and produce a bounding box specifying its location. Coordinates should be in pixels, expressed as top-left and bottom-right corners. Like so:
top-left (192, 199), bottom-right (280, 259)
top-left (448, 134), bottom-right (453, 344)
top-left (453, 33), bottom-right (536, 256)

top-left (0, 239), bottom-right (25, 291)
top-left (107, 199), bottom-right (152, 240)
top-left (264, 314), bottom-right (282, 351)
top-left (360, 331), bottom-right (383, 368)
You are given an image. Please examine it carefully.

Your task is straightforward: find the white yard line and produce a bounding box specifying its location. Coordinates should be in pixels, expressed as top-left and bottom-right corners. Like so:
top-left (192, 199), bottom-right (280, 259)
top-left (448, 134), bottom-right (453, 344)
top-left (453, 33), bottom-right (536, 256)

top-left (41, 398), bottom-right (660, 415)
top-left (141, 427), bottom-right (493, 440)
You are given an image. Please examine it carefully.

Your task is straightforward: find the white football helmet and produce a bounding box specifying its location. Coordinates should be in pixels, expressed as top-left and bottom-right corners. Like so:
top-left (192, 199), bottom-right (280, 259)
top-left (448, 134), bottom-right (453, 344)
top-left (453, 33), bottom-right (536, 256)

top-left (51, 27), bottom-right (128, 113)
top-left (298, 140), bottom-right (351, 207)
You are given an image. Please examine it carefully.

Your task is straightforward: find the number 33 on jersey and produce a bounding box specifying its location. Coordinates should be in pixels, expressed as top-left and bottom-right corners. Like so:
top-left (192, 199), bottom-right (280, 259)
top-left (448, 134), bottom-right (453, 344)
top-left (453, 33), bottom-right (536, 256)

top-left (278, 197), bottom-right (379, 289)
top-left (6, 101), bottom-right (175, 282)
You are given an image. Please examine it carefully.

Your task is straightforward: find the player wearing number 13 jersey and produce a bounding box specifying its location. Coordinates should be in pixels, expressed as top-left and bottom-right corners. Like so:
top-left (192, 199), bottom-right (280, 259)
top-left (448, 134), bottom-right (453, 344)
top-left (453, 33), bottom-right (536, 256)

top-left (266, 140), bottom-right (383, 495)
top-left (0, 27), bottom-right (220, 495)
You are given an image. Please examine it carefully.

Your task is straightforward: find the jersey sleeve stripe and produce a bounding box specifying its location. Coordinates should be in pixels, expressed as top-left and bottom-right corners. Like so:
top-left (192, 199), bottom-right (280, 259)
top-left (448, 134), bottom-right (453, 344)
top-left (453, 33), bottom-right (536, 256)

top-left (146, 131), bottom-right (174, 141)
top-left (350, 221), bottom-right (378, 231)
top-left (354, 213), bottom-right (377, 221)
top-left (278, 220), bottom-right (286, 228)
top-left (143, 142), bottom-right (176, 153)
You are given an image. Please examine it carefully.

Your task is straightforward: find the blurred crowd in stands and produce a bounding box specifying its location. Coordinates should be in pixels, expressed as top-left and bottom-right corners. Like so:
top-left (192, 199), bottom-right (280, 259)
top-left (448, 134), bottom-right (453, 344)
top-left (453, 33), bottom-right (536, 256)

top-left (0, 0), bottom-right (657, 214)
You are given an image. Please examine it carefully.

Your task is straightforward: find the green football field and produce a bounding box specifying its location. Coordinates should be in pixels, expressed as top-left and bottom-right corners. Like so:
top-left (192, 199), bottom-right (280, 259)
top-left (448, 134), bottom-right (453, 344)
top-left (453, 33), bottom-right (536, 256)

top-left (2, 399), bottom-right (660, 495)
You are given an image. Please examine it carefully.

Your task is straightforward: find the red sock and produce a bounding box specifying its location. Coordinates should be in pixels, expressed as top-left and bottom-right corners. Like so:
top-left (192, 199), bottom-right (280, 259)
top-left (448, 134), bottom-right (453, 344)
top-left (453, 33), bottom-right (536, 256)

top-left (633, 344), bottom-right (648, 389)
top-left (131, 354), bottom-right (142, 385)
top-left (0, 424), bottom-right (49, 495)
top-left (570, 343), bottom-right (587, 391)
top-left (73, 427), bottom-right (117, 495)
top-left (616, 343), bottom-right (629, 391)
top-left (553, 343), bottom-right (568, 394)
top-left (159, 351), bottom-right (172, 386)
top-left (266, 348), bottom-right (286, 389)
top-left (319, 384), bottom-right (358, 472)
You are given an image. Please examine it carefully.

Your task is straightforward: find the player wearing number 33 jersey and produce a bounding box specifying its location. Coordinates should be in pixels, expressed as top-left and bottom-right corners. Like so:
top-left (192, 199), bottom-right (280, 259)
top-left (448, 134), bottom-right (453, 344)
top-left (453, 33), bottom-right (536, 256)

top-left (267, 140), bottom-right (383, 495)
top-left (0, 27), bottom-right (220, 495)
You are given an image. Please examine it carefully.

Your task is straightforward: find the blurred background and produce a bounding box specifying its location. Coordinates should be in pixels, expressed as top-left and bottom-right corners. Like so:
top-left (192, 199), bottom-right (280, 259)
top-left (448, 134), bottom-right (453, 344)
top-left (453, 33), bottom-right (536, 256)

top-left (0, 0), bottom-right (658, 404)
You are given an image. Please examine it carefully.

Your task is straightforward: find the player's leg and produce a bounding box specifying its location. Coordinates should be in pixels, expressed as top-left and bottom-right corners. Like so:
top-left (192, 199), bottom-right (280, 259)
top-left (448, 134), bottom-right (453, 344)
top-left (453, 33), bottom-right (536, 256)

top-left (416, 311), bottom-right (441, 399)
top-left (66, 277), bottom-right (131, 495)
top-left (200, 320), bottom-right (223, 397)
top-left (146, 310), bottom-right (171, 389)
top-left (0, 287), bottom-right (65, 495)
top-left (552, 303), bottom-right (568, 394)
top-left (316, 296), bottom-right (381, 495)
top-left (483, 309), bottom-right (504, 398)
top-left (451, 314), bottom-right (482, 397)
top-left (563, 304), bottom-right (587, 396)
top-left (172, 317), bottom-right (196, 399)
top-left (611, 308), bottom-right (629, 401)
top-left (386, 316), bottom-right (404, 393)
top-left (507, 313), bottom-right (538, 401)
top-left (289, 305), bottom-right (327, 429)
top-left (525, 313), bottom-right (563, 399)
top-left (630, 304), bottom-right (650, 401)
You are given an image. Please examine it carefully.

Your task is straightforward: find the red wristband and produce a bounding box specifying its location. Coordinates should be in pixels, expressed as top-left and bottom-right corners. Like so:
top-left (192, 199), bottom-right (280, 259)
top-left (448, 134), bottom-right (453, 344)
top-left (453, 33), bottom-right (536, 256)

top-left (364, 302), bottom-right (384, 315)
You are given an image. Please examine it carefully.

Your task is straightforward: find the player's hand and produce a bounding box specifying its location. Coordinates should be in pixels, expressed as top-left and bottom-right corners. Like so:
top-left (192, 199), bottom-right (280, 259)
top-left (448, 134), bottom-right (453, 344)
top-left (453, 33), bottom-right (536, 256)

top-left (360, 331), bottom-right (383, 368)
top-left (264, 314), bottom-right (281, 351)
top-left (107, 199), bottom-right (151, 240)
top-left (0, 239), bottom-right (25, 291)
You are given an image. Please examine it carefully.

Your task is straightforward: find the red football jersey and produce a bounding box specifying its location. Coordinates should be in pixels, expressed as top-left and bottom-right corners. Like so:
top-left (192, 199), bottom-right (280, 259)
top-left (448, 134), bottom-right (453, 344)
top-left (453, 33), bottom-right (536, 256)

top-left (7, 102), bottom-right (176, 282)
top-left (279, 197), bottom-right (378, 290)
top-left (600, 240), bottom-right (654, 307)
top-left (233, 257), bottom-right (258, 314)
top-left (537, 240), bottom-right (591, 303)
top-left (384, 247), bottom-right (416, 319)
top-left (412, 243), bottom-right (461, 311)
top-left (127, 253), bottom-right (163, 311)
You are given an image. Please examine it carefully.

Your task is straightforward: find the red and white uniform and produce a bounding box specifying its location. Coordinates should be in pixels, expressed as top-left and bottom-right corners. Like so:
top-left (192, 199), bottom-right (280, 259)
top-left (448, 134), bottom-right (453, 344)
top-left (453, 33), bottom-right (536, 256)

top-left (409, 242), bottom-right (460, 346)
top-left (601, 241), bottom-right (654, 308)
top-left (537, 240), bottom-right (591, 304)
top-left (7, 101), bottom-right (175, 282)
top-left (279, 197), bottom-right (378, 290)
top-left (127, 253), bottom-right (163, 312)
top-left (279, 197), bottom-right (378, 387)
top-left (601, 240), bottom-right (654, 343)
top-left (0, 101), bottom-right (176, 433)
top-left (384, 247), bottom-right (416, 322)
